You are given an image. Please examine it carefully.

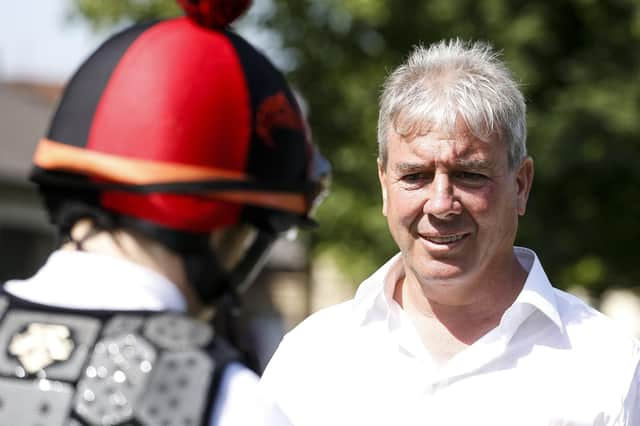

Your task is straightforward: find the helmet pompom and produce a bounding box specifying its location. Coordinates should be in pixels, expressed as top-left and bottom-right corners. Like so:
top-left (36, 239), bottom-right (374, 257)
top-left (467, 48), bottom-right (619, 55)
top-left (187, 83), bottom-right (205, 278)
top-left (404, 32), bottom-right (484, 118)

top-left (177, 0), bottom-right (252, 28)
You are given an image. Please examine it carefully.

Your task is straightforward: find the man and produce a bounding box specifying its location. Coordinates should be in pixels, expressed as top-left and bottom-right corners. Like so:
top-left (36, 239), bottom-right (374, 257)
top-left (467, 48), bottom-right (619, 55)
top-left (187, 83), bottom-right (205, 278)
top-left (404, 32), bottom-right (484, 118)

top-left (0, 1), bottom-right (329, 425)
top-left (261, 39), bottom-right (639, 425)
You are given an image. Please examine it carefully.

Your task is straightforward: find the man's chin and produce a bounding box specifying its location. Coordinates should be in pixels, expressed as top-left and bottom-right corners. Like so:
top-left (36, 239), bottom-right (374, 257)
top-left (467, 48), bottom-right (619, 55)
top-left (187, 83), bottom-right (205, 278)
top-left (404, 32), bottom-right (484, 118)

top-left (412, 258), bottom-right (471, 285)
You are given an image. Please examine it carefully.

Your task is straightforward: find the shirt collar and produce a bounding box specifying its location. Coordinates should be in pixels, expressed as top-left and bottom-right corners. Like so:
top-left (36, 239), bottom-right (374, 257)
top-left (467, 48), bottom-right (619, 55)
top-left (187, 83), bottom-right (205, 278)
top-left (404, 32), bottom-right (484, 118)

top-left (4, 250), bottom-right (187, 312)
top-left (352, 253), bottom-right (403, 325)
top-left (352, 247), bottom-right (563, 333)
top-left (509, 247), bottom-right (563, 331)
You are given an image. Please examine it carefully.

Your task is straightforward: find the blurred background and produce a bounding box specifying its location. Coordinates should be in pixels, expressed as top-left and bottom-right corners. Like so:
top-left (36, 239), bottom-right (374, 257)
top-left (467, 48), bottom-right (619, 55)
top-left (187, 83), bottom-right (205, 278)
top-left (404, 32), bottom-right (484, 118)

top-left (1, 0), bottom-right (639, 369)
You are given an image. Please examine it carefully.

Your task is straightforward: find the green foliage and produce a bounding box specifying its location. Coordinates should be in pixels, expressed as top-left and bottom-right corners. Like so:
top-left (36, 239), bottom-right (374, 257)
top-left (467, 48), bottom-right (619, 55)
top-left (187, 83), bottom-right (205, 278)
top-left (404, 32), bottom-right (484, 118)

top-left (72, 0), bottom-right (640, 295)
top-left (272, 0), bottom-right (640, 297)
top-left (72, 0), bottom-right (181, 27)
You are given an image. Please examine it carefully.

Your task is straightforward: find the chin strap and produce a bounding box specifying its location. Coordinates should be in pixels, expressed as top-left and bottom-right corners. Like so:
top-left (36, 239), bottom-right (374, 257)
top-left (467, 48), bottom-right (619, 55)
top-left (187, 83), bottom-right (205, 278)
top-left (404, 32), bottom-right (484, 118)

top-left (229, 230), bottom-right (276, 294)
top-left (183, 229), bottom-right (276, 372)
top-left (183, 229), bottom-right (275, 304)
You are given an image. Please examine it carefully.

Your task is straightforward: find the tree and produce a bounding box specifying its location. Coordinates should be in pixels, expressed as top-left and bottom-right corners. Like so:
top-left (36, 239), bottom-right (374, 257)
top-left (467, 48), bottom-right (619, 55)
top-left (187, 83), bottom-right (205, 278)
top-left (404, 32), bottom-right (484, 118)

top-left (71, 0), bottom-right (640, 297)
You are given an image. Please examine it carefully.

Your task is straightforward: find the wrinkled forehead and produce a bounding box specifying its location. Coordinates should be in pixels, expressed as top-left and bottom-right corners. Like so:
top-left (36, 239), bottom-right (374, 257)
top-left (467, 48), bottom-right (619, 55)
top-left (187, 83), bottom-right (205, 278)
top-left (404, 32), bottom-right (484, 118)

top-left (385, 112), bottom-right (509, 170)
top-left (391, 109), bottom-right (500, 147)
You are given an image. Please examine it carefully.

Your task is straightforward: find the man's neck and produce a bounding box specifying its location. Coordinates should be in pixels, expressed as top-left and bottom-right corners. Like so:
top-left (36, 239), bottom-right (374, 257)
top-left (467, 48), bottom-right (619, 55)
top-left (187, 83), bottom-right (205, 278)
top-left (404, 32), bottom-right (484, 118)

top-left (394, 256), bottom-right (528, 364)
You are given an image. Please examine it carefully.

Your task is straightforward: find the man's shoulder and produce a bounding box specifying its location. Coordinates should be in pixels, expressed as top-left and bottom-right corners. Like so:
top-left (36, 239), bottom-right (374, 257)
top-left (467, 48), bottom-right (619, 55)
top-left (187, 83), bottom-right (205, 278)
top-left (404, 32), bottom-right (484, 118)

top-left (266, 299), bottom-right (360, 362)
top-left (261, 299), bottom-right (358, 386)
top-left (553, 287), bottom-right (640, 354)
top-left (285, 299), bottom-right (356, 342)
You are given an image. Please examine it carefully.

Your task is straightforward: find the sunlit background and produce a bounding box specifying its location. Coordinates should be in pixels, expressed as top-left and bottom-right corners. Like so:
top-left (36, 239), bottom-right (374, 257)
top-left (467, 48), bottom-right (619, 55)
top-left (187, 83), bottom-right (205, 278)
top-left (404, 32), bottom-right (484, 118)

top-left (1, 1), bottom-right (639, 369)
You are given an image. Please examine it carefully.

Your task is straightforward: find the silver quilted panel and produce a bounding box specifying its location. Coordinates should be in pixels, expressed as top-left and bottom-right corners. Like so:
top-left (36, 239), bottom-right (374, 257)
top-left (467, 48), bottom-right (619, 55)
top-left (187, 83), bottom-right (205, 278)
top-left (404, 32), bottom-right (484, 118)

top-left (0, 310), bottom-right (100, 380)
top-left (143, 314), bottom-right (213, 350)
top-left (101, 315), bottom-right (144, 337)
top-left (137, 350), bottom-right (214, 426)
top-left (74, 333), bottom-right (156, 426)
top-left (0, 377), bottom-right (73, 426)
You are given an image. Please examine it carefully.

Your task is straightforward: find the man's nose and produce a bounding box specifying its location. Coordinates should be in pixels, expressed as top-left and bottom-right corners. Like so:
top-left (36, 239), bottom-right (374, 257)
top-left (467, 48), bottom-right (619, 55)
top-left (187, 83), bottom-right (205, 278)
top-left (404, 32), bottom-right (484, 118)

top-left (424, 173), bottom-right (461, 219)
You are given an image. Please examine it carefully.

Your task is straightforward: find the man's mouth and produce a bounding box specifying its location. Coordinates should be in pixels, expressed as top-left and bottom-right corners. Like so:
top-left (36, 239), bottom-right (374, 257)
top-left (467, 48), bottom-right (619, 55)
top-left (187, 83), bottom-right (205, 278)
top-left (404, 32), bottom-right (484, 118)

top-left (423, 233), bottom-right (468, 244)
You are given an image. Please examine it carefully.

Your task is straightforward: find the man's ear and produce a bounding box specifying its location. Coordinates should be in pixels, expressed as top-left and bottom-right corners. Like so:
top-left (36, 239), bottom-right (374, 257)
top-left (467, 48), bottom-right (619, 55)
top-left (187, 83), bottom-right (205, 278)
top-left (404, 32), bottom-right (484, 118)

top-left (516, 157), bottom-right (534, 216)
top-left (378, 158), bottom-right (388, 216)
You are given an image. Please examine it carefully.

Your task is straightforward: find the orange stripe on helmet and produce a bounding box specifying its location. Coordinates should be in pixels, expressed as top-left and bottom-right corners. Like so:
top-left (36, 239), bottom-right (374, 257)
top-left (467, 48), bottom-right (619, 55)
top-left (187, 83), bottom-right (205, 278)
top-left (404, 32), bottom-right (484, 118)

top-left (33, 138), bottom-right (248, 183)
top-left (33, 138), bottom-right (309, 215)
top-left (210, 191), bottom-right (308, 215)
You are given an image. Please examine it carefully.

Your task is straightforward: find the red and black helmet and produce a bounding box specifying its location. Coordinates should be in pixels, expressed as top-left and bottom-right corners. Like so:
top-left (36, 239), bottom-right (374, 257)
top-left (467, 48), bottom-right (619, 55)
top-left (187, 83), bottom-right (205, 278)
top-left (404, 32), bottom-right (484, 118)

top-left (30, 0), bottom-right (330, 302)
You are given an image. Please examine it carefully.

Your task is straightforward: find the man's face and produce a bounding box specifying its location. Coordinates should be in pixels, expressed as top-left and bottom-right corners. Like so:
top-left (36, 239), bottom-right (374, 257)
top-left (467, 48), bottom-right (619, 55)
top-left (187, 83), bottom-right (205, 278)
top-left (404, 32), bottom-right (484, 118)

top-left (378, 122), bottom-right (533, 302)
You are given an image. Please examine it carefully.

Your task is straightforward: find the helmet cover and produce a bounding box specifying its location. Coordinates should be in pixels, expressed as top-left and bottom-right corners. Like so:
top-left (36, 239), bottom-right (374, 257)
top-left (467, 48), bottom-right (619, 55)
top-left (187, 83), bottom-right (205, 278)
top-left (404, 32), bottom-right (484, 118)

top-left (32, 0), bottom-right (329, 238)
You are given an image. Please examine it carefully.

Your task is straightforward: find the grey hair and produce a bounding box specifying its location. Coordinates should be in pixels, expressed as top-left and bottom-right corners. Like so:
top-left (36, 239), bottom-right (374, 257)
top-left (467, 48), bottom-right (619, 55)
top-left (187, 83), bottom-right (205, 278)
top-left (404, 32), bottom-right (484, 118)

top-left (377, 39), bottom-right (527, 169)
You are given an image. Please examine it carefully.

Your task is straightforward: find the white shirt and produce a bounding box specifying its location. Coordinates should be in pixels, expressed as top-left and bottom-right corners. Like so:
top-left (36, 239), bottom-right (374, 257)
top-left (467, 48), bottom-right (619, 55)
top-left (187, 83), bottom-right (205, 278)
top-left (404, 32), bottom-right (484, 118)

top-left (4, 250), bottom-right (292, 426)
top-left (261, 247), bottom-right (640, 426)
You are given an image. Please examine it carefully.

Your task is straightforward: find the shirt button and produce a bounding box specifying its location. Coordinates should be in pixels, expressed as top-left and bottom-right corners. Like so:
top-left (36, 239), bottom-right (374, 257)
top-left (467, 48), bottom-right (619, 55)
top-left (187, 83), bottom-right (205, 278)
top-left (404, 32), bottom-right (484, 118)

top-left (424, 383), bottom-right (438, 395)
top-left (428, 380), bottom-right (448, 394)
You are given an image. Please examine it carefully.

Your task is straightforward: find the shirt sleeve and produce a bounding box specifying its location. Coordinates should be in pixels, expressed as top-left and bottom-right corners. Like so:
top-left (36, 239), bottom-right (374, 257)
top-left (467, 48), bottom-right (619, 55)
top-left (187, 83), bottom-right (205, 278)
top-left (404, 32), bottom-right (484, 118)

top-left (210, 362), bottom-right (294, 426)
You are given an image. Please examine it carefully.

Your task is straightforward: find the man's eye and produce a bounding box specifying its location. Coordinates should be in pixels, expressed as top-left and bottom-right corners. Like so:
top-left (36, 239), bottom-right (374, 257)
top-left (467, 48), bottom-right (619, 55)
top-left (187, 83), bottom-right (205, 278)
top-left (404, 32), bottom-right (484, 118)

top-left (454, 171), bottom-right (487, 184)
top-left (401, 173), bottom-right (429, 183)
